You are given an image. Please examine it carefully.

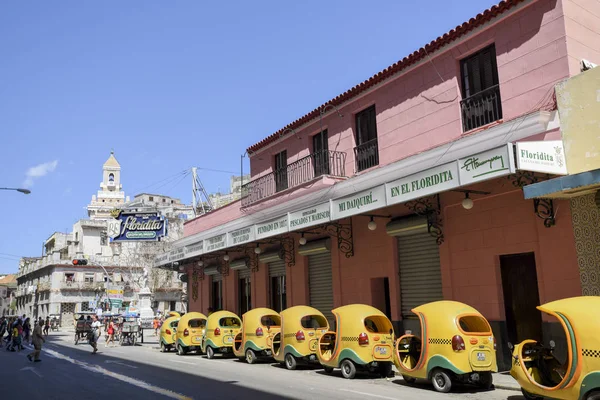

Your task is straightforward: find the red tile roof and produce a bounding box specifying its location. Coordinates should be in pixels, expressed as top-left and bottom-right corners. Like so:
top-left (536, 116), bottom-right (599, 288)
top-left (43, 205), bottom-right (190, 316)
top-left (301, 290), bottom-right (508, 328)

top-left (247, 0), bottom-right (526, 154)
top-left (0, 274), bottom-right (17, 285)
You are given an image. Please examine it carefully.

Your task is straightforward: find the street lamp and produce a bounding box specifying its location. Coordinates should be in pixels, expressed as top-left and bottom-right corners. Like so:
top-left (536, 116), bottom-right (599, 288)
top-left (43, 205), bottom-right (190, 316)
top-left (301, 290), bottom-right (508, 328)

top-left (0, 187), bottom-right (31, 194)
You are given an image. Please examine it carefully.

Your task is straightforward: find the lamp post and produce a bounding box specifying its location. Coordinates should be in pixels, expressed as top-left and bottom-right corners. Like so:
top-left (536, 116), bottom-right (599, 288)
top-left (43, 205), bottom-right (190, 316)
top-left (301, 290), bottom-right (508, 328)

top-left (0, 187), bottom-right (31, 194)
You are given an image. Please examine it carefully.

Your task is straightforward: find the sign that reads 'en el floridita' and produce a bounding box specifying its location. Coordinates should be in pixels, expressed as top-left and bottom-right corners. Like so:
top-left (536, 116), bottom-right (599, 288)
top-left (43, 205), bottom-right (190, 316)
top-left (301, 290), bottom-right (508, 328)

top-left (458, 143), bottom-right (515, 185)
top-left (108, 209), bottom-right (167, 242)
top-left (255, 215), bottom-right (288, 240)
top-left (331, 185), bottom-right (386, 220)
top-left (288, 202), bottom-right (331, 230)
top-left (386, 161), bottom-right (460, 205)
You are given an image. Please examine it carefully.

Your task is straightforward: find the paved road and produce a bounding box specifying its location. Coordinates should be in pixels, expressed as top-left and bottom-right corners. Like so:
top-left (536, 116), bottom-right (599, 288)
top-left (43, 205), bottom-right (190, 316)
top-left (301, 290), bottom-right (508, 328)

top-left (0, 331), bottom-right (524, 400)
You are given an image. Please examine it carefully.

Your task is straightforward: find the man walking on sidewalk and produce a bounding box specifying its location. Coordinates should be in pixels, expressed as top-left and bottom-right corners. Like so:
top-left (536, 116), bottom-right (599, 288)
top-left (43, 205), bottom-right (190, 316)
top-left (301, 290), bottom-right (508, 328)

top-left (27, 317), bottom-right (45, 362)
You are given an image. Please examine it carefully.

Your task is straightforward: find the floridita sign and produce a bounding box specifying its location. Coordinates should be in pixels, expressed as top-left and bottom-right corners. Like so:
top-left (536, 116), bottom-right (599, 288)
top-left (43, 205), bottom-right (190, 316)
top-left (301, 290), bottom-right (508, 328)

top-left (385, 162), bottom-right (460, 205)
top-left (516, 140), bottom-right (568, 175)
top-left (108, 210), bottom-right (167, 242)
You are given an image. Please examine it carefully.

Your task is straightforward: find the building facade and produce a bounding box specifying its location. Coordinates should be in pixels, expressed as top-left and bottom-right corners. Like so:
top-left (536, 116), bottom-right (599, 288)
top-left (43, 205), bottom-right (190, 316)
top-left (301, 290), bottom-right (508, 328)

top-left (0, 274), bottom-right (17, 316)
top-left (157, 0), bottom-right (600, 370)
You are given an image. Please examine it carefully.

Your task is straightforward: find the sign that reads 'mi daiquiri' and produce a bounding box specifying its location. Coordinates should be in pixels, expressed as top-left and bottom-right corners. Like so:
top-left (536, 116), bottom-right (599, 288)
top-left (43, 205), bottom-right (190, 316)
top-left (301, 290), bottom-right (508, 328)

top-left (108, 210), bottom-right (167, 242)
top-left (288, 202), bottom-right (331, 230)
top-left (331, 185), bottom-right (386, 220)
top-left (385, 161), bottom-right (460, 205)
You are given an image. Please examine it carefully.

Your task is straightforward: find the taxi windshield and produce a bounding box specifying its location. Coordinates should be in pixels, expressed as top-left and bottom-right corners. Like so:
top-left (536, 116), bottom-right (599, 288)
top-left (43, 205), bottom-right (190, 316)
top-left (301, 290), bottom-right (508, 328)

top-left (219, 317), bottom-right (241, 328)
top-left (188, 319), bottom-right (205, 329)
top-left (364, 316), bottom-right (392, 333)
top-left (458, 315), bottom-right (492, 335)
top-left (301, 315), bottom-right (328, 329)
top-left (170, 320), bottom-right (179, 328)
top-left (261, 315), bottom-right (281, 327)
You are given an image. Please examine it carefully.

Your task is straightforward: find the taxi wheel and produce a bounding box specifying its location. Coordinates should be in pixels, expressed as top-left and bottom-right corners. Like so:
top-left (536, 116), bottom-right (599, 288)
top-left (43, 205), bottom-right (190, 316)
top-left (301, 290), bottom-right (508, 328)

top-left (246, 349), bottom-right (257, 365)
top-left (177, 344), bottom-right (187, 356)
top-left (285, 353), bottom-right (297, 370)
top-left (478, 372), bottom-right (493, 389)
top-left (160, 342), bottom-right (166, 353)
top-left (431, 369), bottom-right (452, 393)
top-left (340, 359), bottom-right (357, 379)
top-left (585, 390), bottom-right (600, 400)
top-left (379, 362), bottom-right (393, 378)
top-left (402, 374), bottom-right (416, 384)
top-left (206, 346), bottom-right (215, 359)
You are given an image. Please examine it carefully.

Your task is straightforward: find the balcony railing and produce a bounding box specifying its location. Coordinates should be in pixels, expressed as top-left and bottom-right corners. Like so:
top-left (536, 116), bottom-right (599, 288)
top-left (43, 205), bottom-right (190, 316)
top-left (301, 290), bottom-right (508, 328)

top-left (242, 150), bottom-right (346, 207)
top-left (460, 84), bottom-right (503, 132)
top-left (354, 138), bottom-right (379, 172)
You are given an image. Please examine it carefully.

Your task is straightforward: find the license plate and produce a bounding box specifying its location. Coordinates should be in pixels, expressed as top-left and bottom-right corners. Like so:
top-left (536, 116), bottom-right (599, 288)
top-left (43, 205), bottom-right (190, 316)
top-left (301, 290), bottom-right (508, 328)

top-left (375, 346), bottom-right (388, 355)
top-left (224, 336), bottom-right (233, 344)
top-left (477, 352), bottom-right (486, 361)
top-left (194, 336), bottom-right (202, 341)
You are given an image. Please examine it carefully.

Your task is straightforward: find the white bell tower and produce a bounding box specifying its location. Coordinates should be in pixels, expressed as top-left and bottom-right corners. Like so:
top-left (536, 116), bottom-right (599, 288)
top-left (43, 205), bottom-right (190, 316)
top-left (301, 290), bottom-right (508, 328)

top-left (87, 150), bottom-right (127, 220)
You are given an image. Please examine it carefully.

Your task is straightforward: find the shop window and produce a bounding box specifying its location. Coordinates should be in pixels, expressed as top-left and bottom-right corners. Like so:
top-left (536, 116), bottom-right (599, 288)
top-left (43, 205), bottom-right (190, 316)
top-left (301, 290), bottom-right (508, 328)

top-left (354, 105), bottom-right (379, 171)
top-left (460, 44), bottom-right (502, 131)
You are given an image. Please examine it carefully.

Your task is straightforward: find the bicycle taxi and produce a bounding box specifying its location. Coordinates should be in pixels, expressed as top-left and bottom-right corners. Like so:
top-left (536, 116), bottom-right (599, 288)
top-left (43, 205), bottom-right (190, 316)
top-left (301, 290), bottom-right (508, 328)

top-left (73, 311), bottom-right (97, 345)
top-left (119, 312), bottom-right (141, 346)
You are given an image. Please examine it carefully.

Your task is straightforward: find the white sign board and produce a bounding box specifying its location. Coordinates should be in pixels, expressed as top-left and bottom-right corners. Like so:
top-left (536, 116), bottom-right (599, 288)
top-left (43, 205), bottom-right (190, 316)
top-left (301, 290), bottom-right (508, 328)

top-left (168, 247), bottom-right (186, 263)
top-left (184, 241), bottom-right (204, 258)
top-left (516, 140), bottom-right (568, 175)
top-left (227, 226), bottom-right (255, 246)
top-left (154, 252), bottom-right (169, 267)
top-left (386, 161), bottom-right (460, 205)
top-left (331, 185), bottom-right (386, 220)
top-left (288, 202), bottom-right (331, 230)
top-left (458, 143), bottom-right (516, 185)
top-left (204, 234), bottom-right (227, 253)
top-left (255, 215), bottom-right (289, 240)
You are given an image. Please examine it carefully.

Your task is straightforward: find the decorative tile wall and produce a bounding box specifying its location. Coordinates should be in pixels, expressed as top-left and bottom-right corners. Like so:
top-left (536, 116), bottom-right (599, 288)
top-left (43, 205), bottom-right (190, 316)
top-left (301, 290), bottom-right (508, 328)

top-left (570, 194), bottom-right (600, 296)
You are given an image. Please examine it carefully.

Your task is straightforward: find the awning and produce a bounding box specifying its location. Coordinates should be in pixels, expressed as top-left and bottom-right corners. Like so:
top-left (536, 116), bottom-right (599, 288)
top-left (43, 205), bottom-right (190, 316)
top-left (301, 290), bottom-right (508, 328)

top-left (523, 168), bottom-right (600, 199)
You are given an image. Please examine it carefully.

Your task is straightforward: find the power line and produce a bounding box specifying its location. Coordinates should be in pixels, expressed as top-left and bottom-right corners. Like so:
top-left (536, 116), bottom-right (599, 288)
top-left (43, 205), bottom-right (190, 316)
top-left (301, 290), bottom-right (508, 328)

top-left (194, 167), bottom-right (238, 175)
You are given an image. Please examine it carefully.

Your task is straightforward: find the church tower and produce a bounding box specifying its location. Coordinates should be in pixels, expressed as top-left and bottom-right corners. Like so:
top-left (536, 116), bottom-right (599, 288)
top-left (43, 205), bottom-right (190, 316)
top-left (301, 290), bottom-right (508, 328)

top-left (87, 151), bottom-right (129, 220)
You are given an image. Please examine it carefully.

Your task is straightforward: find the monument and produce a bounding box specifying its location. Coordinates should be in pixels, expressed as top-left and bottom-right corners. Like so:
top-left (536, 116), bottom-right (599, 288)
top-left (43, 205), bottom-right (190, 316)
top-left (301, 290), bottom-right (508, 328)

top-left (137, 267), bottom-right (155, 328)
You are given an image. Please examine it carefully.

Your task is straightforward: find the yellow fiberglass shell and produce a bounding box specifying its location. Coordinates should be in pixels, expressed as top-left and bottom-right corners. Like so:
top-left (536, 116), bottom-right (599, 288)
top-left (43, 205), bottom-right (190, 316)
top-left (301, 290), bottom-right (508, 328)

top-left (232, 307), bottom-right (281, 358)
top-left (318, 304), bottom-right (394, 368)
top-left (175, 312), bottom-right (207, 349)
top-left (167, 311), bottom-right (181, 318)
top-left (272, 305), bottom-right (329, 363)
top-left (395, 301), bottom-right (497, 380)
top-left (159, 316), bottom-right (180, 347)
top-left (512, 296), bottom-right (600, 400)
top-left (202, 310), bottom-right (242, 352)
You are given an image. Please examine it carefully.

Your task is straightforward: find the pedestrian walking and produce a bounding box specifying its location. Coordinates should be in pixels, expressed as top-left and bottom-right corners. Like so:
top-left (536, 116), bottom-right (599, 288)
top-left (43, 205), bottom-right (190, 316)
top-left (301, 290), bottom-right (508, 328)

top-left (105, 320), bottom-right (115, 347)
top-left (23, 318), bottom-right (31, 344)
top-left (153, 317), bottom-right (159, 336)
top-left (43, 317), bottom-right (50, 336)
top-left (0, 317), bottom-right (7, 348)
top-left (27, 318), bottom-right (45, 362)
top-left (88, 315), bottom-right (101, 354)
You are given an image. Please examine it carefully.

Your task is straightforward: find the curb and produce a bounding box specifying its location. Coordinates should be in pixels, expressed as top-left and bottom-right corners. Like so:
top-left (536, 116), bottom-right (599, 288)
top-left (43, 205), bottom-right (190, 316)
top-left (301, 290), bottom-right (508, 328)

top-left (493, 383), bottom-right (521, 392)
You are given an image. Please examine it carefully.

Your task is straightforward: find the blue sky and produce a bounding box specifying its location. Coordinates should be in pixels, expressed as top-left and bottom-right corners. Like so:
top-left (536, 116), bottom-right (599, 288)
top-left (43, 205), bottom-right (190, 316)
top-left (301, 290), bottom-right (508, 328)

top-left (0, 0), bottom-right (495, 273)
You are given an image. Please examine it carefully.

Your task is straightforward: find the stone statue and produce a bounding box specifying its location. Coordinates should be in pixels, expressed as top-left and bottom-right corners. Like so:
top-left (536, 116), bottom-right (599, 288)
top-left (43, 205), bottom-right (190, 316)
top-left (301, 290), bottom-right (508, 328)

top-left (141, 267), bottom-right (149, 289)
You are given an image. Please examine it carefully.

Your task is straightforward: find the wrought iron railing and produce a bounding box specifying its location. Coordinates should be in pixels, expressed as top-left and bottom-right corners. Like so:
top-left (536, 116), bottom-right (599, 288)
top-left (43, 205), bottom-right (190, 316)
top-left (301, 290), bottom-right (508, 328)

top-left (354, 138), bottom-right (379, 172)
top-left (241, 150), bottom-right (346, 207)
top-left (460, 84), bottom-right (503, 132)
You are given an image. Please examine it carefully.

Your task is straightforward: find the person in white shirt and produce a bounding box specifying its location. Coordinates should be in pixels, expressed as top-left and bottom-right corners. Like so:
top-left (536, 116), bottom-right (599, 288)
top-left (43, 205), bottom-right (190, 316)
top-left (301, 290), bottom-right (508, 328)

top-left (89, 315), bottom-right (101, 354)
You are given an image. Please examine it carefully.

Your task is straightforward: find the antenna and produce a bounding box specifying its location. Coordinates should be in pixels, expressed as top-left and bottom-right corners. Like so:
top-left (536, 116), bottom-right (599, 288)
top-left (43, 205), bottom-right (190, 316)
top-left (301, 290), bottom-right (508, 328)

top-left (191, 167), bottom-right (214, 217)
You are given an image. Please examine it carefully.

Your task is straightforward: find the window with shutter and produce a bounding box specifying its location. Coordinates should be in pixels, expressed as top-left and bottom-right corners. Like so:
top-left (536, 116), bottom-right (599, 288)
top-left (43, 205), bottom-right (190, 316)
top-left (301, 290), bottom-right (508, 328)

top-left (460, 44), bottom-right (502, 131)
top-left (274, 150), bottom-right (288, 192)
top-left (353, 105), bottom-right (379, 171)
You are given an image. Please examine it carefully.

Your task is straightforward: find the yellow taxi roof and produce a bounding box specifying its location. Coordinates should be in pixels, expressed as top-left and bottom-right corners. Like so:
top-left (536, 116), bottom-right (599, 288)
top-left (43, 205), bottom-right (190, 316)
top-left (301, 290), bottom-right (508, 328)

top-left (242, 307), bottom-right (279, 321)
top-left (167, 311), bottom-right (181, 318)
top-left (179, 312), bottom-right (207, 324)
top-left (280, 305), bottom-right (325, 319)
top-left (207, 310), bottom-right (240, 325)
top-left (538, 296), bottom-right (600, 322)
top-left (412, 300), bottom-right (482, 317)
top-left (332, 304), bottom-right (386, 318)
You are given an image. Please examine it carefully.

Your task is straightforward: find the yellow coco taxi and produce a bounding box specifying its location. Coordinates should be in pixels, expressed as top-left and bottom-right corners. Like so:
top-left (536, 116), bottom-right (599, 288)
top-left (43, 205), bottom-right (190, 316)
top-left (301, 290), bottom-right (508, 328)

top-left (175, 312), bottom-right (207, 356)
top-left (201, 310), bottom-right (242, 359)
top-left (232, 308), bottom-right (281, 364)
top-left (317, 304), bottom-right (394, 379)
top-left (271, 305), bottom-right (329, 370)
top-left (159, 311), bottom-right (181, 353)
top-left (394, 301), bottom-right (497, 393)
top-left (509, 296), bottom-right (600, 400)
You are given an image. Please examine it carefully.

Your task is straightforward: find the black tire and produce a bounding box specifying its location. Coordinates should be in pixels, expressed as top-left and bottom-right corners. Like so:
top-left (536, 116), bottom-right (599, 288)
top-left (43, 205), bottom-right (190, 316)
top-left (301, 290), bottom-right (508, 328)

top-left (402, 374), bottom-right (417, 384)
top-left (378, 362), bottom-right (393, 378)
top-left (284, 353), bottom-right (297, 370)
top-left (160, 342), bottom-right (166, 353)
top-left (521, 388), bottom-right (542, 400)
top-left (74, 335), bottom-right (79, 345)
top-left (246, 349), bottom-right (257, 365)
top-left (431, 369), bottom-right (452, 393)
top-left (586, 390), bottom-right (600, 400)
top-left (206, 346), bottom-right (215, 359)
top-left (340, 359), bottom-right (357, 379)
top-left (177, 344), bottom-right (186, 356)
top-left (478, 372), bottom-right (493, 389)
top-left (323, 366), bottom-right (334, 374)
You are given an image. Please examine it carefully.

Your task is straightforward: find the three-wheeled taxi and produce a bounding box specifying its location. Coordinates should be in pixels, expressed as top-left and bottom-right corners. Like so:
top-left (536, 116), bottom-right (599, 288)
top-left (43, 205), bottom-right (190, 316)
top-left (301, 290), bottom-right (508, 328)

top-left (317, 304), bottom-right (394, 379)
top-left (48, 314), bottom-right (60, 331)
top-left (271, 305), bottom-right (330, 370)
top-left (175, 312), bottom-right (207, 355)
top-left (201, 310), bottom-right (242, 359)
top-left (509, 296), bottom-right (600, 400)
top-left (160, 311), bottom-right (181, 353)
top-left (394, 301), bottom-right (497, 393)
top-left (232, 308), bottom-right (281, 364)
top-left (73, 311), bottom-right (96, 345)
top-left (120, 313), bottom-right (140, 346)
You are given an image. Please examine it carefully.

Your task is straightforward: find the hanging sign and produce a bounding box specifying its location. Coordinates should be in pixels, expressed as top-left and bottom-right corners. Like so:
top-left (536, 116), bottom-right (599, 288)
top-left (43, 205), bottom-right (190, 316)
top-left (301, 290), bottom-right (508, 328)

top-left (227, 226), bottom-right (255, 246)
top-left (184, 241), bottom-right (204, 258)
top-left (108, 209), bottom-right (167, 241)
top-left (458, 143), bottom-right (516, 185)
top-left (255, 215), bottom-right (289, 240)
top-left (516, 140), bottom-right (568, 175)
top-left (288, 202), bottom-right (331, 230)
top-left (331, 185), bottom-right (386, 220)
top-left (205, 234), bottom-right (227, 253)
top-left (386, 161), bottom-right (460, 205)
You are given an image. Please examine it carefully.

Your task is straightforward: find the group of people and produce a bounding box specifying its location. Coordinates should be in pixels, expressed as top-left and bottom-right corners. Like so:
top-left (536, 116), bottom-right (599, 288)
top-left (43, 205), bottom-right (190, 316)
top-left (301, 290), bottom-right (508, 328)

top-left (0, 314), bottom-right (47, 362)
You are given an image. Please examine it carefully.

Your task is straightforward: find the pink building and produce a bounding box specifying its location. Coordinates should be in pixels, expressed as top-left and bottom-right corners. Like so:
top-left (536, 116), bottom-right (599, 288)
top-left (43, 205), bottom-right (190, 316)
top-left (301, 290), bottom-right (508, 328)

top-left (158, 0), bottom-right (600, 370)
